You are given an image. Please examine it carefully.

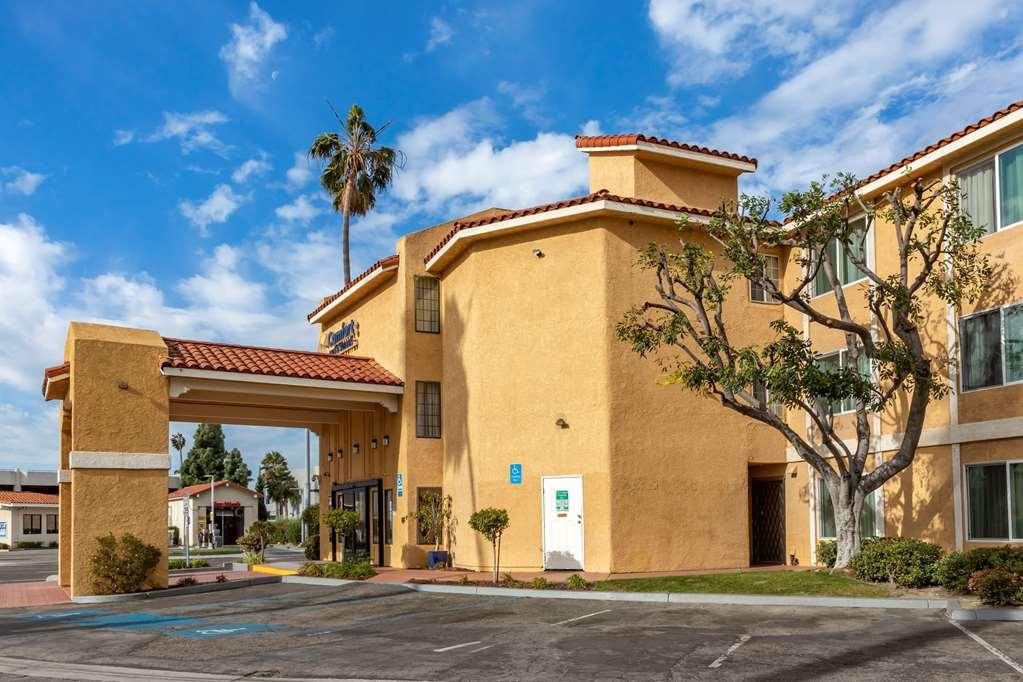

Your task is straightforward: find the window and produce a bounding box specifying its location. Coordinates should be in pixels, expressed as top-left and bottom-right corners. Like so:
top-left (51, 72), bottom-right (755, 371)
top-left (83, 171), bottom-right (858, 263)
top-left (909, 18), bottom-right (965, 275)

top-left (966, 462), bottom-right (1023, 541)
top-left (752, 381), bottom-right (783, 417)
top-left (414, 276), bottom-right (440, 333)
top-left (749, 254), bottom-right (781, 304)
top-left (23, 514), bottom-right (41, 535)
top-left (812, 217), bottom-right (868, 297)
top-left (816, 478), bottom-right (879, 539)
top-left (960, 302), bottom-right (1023, 390)
top-left (416, 487), bottom-right (441, 544)
top-left (959, 143), bottom-right (1023, 234)
top-left (416, 381), bottom-right (441, 438)
top-left (384, 489), bottom-right (394, 545)
top-left (815, 349), bottom-right (871, 414)
top-left (370, 488), bottom-right (379, 546)
top-left (46, 514), bottom-right (57, 534)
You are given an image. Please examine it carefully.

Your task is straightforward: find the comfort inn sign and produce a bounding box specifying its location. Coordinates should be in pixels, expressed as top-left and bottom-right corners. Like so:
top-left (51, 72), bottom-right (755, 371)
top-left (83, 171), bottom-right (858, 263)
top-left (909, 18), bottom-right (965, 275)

top-left (325, 320), bottom-right (359, 355)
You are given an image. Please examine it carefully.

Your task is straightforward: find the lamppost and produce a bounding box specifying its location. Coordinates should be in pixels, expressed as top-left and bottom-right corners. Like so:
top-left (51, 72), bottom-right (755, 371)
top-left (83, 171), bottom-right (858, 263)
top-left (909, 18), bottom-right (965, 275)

top-left (170, 433), bottom-right (188, 562)
top-left (209, 474), bottom-right (215, 548)
top-left (303, 429), bottom-right (311, 543)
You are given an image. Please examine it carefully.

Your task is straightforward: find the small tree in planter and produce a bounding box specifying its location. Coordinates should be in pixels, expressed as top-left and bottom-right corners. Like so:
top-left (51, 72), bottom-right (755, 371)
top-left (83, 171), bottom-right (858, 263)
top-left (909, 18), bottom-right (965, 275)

top-left (403, 491), bottom-right (453, 568)
top-left (469, 508), bottom-right (510, 585)
top-left (238, 520), bottom-right (274, 564)
top-left (324, 508), bottom-right (361, 562)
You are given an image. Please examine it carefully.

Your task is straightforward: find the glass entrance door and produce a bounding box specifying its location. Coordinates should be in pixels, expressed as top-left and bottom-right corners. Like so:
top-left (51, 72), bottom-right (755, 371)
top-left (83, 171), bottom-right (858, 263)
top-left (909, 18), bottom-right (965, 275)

top-left (339, 488), bottom-right (370, 561)
top-left (332, 479), bottom-right (384, 565)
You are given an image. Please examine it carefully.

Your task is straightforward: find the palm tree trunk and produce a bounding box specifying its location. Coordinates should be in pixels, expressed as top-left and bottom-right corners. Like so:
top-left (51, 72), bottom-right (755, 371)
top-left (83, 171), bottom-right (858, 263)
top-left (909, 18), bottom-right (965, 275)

top-left (342, 179), bottom-right (354, 284)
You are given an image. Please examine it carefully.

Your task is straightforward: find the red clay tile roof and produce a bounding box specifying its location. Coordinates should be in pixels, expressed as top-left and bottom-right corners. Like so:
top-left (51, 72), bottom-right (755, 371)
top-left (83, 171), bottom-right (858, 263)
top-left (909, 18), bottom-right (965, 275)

top-left (424, 189), bottom-right (715, 264)
top-left (168, 479), bottom-right (258, 500)
top-left (161, 338), bottom-right (402, 387)
top-left (40, 362), bottom-right (70, 396)
top-left (307, 255), bottom-right (399, 321)
top-left (0, 491), bottom-right (58, 505)
top-left (576, 134), bottom-right (757, 167)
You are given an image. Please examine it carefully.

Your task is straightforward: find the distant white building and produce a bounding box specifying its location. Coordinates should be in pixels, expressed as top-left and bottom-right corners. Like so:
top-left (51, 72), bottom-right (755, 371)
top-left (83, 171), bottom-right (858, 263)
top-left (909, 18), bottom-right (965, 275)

top-left (0, 491), bottom-right (59, 548)
top-left (167, 480), bottom-right (258, 546)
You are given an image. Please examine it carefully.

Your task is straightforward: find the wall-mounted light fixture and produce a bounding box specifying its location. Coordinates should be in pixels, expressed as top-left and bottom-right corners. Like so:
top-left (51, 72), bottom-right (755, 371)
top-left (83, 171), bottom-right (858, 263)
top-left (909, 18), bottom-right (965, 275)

top-left (371, 438), bottom-right (378, 449)
top-left (555, 418), bottom-right (569, 429)
top-left (352, 442), bottom-right (360, 455)
top-left (118, 381), bottom-right (129, 390)
top-left (327, 451), bottom-right (333, 463)
top-left (337, 447), bottom-right (343, 459)
top-left (382, 435), bottom-right (390, 446)
top-left (532, 248), bottom-right (544, 258)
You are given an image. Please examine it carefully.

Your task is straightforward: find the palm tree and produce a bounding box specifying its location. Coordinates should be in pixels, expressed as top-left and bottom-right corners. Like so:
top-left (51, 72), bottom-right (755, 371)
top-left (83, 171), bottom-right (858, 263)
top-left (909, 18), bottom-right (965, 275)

top-left (258, 451), bottom-right (301, 518)
top-left (170, 433), bottom-right (186, 475)
top-left (309, 103), bottom-right (403, 284)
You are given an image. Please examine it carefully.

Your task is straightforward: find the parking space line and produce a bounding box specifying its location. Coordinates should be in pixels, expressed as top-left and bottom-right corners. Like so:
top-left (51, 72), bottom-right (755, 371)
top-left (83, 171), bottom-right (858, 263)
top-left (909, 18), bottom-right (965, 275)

top-left (708, 634), bottom-right (751, 669)
top-left (470, 644), bottom-right (495, 653)
top-left (433, 640), bottom-right (482, 652)
top-left (552, 609), bottom-right (612, 626)
top-left (948, 619), bottom-right (1023, 675)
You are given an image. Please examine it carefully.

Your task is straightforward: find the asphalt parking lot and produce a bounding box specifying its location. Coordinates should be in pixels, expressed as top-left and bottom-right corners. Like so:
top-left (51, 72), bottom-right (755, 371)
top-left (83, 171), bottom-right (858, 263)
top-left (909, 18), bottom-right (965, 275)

top-left (0, 582), bottom-right (1020, 680)
top-left (0, 549), bottom-right (57, 583)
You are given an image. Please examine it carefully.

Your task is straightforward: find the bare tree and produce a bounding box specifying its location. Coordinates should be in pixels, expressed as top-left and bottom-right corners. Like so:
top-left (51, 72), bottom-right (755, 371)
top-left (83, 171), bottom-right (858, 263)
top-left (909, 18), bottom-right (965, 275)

top-left (617, 174), bottom-right (991, 567)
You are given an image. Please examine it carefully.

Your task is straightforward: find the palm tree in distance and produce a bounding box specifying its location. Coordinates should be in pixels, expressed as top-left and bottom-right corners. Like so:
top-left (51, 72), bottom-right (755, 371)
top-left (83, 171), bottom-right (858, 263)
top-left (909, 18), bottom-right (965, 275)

top-left (309, 103), bottom-right (403, 284)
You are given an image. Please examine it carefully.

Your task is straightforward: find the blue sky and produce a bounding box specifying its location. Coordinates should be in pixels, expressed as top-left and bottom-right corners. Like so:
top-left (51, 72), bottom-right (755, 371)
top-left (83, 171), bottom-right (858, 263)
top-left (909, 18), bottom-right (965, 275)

top-left (1, 0), bottom-right (1021, 475)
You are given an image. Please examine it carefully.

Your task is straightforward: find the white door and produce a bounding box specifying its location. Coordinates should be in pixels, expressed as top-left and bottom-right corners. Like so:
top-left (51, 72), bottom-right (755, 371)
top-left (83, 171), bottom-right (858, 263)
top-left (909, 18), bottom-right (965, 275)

top-left (542, 475), bottom-right (584, 570)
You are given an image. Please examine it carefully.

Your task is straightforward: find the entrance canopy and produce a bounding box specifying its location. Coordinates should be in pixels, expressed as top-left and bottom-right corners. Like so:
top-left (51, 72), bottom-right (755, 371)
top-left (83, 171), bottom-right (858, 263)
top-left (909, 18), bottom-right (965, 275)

top-left (161, 338), bottom-right (404, 426)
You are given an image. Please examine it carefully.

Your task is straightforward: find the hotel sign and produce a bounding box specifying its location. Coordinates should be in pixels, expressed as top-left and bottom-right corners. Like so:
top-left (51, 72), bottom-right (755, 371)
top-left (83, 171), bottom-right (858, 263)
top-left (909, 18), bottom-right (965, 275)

top-left (325, 320), bottom-right (359, 355)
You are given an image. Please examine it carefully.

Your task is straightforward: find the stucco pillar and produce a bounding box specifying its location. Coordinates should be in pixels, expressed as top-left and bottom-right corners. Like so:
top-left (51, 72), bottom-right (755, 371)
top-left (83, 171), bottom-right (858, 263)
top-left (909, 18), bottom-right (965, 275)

top-left (57, 409), bottom-right (72, 587)
top-left (65, 323), bottom-right (170, 597)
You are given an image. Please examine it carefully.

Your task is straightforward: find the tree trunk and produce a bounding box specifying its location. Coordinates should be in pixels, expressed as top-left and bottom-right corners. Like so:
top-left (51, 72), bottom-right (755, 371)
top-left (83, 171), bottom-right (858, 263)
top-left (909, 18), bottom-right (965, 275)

top-left (492, 540), bottom-right (499, 585)
top-left (825, 479), bottom-right (864, 569)
top-left (341, 178), bottom-right (353, 285)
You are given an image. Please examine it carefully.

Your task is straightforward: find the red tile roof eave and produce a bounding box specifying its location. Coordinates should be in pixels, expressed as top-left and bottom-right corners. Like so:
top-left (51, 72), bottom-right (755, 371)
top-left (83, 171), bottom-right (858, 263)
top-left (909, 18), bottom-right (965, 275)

top-left (307, 255), bottom-right (399, 321)
top-left (423, 190), bottom-right (754, 265)
top-left (575, 133), bottom-right (757, 167)
top-left (161, 338), bottom-right (403, 388)
top-left (41, 362), bottom-right (70, 397)
top-left (168, 479), bottom-right (259, 500)
top-left (0, 491), bottom-right (59, 505)
top-left (784, 99), bottom-right (1023, 223)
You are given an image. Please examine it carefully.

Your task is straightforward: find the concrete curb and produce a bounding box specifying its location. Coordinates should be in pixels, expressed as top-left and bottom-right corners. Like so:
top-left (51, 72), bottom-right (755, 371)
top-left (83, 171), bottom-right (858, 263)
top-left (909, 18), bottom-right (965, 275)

top-left (277, 577), bottom-right (955, 610)
top-left (948, 607), bottom-right (1023, 622)
top-left (70, 575), bottom-right (280, 603)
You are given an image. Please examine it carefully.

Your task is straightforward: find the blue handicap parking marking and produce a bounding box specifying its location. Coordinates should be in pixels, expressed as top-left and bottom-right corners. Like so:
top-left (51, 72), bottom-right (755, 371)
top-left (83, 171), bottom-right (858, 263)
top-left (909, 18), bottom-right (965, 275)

top-left (18, 610), bottom-right (110, 621)
top-left (169, 623), bottom-right (285, 638)
top-left (76, 612), bottom-right (203, 630)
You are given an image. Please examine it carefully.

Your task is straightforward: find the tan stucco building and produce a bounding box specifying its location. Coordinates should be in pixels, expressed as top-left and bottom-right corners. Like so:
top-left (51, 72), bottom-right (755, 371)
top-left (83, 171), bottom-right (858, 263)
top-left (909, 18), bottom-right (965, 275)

top-left (167, 479), bottom-right (259, 547)
top-left (41, 99), bottom-right (1023, 595)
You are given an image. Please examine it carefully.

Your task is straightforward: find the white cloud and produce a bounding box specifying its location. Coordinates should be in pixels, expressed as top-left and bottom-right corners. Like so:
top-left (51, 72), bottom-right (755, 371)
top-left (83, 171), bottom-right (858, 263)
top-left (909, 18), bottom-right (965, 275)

top-left (232, 156), bottom-right (272, 183)
top-left (275, 194), bottom-right (322, 223)
top-left (112, 129), bottom-right (135, 146)
top-left (286, 151), bottom-right (316, 189)
top-left (498, 81), bottom-right (547, 126)
top-left (393, 99), bottom-right (587, 214)
top-left (1, 167), bottom-right (46, 195)
top-left (313, 26), bottom-right (335, 49)
top-left (178, 184), bottom-right (250, 235)
top-left (580, 119), bottom-right (603, 136)
top-left (0, 402), bottom-right (59, 468)
top-left (220, 2), bottom-right (287, 101)
top-left (144, 110), bottom-right (231, 156)
top-left (648, 0), bottom-right (851, 86)
top-left (696, 0), bottom-right (1016, 194)
top-left (615, 95), bottom-right (687, 137)
top-left (425, 17), bottom-right (453, 52)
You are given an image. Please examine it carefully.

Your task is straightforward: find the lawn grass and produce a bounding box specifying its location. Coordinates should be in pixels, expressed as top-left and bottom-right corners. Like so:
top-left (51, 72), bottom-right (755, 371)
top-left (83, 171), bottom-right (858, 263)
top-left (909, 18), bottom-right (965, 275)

top-left (169, 545), bottom-right (241, 556)
top-left (595, 570), bottom-right (890, 598)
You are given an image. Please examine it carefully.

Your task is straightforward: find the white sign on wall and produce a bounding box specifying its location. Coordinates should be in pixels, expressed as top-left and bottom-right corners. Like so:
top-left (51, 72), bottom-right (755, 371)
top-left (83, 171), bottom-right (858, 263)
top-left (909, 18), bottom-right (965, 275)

top-left (0, 521), bottom-right (7, 538)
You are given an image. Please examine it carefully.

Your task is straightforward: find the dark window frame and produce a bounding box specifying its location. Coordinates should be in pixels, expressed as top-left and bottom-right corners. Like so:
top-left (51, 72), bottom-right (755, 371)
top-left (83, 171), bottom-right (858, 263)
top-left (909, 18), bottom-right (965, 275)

top-left (23, 513), bottom-right (42, 535)
top-left (384, 489), bottom-right (394, 545)
top-left (959, 302), bottom-right (1023, 391)
top-left (46, 514), bottom-right (57, 534)
top-left (414, 276), bottom-right (441, 333)
top-left (415, 380), bottom-right (442, 438)
top-left (749, 254), bottom-right (781, 304)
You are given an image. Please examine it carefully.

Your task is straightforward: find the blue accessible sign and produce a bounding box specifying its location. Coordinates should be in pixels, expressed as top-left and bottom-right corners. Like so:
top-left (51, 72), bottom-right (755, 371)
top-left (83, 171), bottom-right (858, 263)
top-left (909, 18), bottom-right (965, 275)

top-left (396, 472), bottom-right (403, 497)
top-left (510, 464), bottom-right (522, 485)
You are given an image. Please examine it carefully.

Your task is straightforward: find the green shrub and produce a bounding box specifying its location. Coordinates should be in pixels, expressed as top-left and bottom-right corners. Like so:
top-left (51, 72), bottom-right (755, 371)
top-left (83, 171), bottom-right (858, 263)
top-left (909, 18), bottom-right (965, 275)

top-left (168, 558), bottom-right (210, 570)
top-left (469, 507), bottom-right (510, 584)
top-left (816, 541), bottom-right (837, 568)
top-left (168, 525), bottom-right (180, 545)
top-left (89, 533), bottom-right (162, 595)
top-left (174, 577), bottom-right (198, 588)
top-left (848, 537), bottom-right (943, 588)
top-left (301, 504), bottom-right (320, 536)
top-left (271, 519), bottom-right (302, 545)
top-left (238, 520), bottom-right (274, 563)
top-left (457, 574), bottom-right (471, 585)
top-left (215, 574), bottom-right (227, 583)
top-left (49, 541), bottom-right (58, 549)
top-left (303, 533), bottom-right (320, 560)
top-left (0, 543), bottom-right (8, 550)
top-left (934, 552), bottom-right (971, 592)
top-left (531, 577), bottom-right (549, 590)
top-left (15, 541), bottom-right (43, 549)
top-left (501, 572), bottom-right (519, 586)
top-left (297, 560), bottom-right (375, 580)
top-left (566, 574), bottom-right (591, 590)
top-left (969, 568), bottom-right (1021, 606)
